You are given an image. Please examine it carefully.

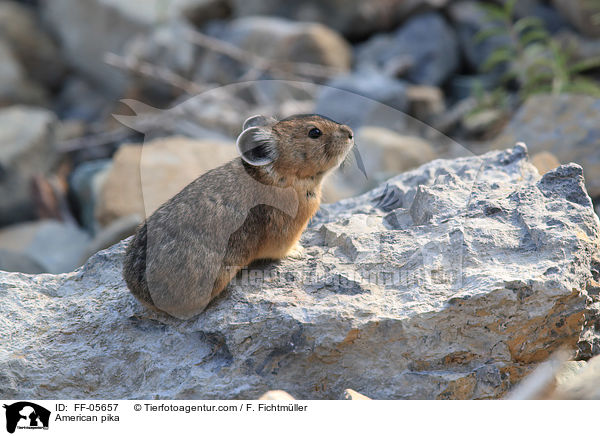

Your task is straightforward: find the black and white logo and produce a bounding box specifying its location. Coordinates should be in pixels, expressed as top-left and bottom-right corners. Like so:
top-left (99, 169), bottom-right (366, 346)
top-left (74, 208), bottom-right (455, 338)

top-left (3, 402), bottom-right (50, 434)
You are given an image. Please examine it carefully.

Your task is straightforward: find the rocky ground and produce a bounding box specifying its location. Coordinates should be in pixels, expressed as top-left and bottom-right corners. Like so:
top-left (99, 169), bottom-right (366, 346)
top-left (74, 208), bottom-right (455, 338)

top-left (1, 145), bottom-right (599, 399)
top-left (0, 0), bottom-right (600, 399)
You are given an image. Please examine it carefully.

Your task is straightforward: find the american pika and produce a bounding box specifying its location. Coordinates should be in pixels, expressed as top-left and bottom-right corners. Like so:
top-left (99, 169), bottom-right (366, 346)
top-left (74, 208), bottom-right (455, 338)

top-left (123, 114), bottom-right (354, 319)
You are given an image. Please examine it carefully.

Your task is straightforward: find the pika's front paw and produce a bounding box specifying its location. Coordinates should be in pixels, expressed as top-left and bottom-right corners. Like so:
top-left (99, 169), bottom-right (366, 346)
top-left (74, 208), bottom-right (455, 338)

top-left (286, 243), bottom-right (305, 259)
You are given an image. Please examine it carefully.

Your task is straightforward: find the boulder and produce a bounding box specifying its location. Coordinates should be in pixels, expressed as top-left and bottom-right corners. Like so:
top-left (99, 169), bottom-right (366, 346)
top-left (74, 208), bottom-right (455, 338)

top-left (0, 40), bottom-right (47, 106)
top-left (0, 249), bottom-right (44, 274)
top-left (446, 73), bottom-right (501, 102)
top-left (196, 16), bottom-right (352, 84)
top-left (0, 219), bottom-right (90, 274)
top-left (1, 144), bottom-right (599, 399)
top-left (0, 40), bottom-right (25, 104)
top-left (492, 94), bottom-right (600, 199)
top-left (54, 77), bottom-right (113, 122)
top-left (355, 127), bottom-right (436, 178)
top-left (0, 106), bottom-right (59, 226)
top-left (0, 1), bottom-right (66, 89)
top-left (229, 0), bottom-right (450, 40)
top-left (41, 0), bottom-right (225, 94)
top-left (461, 108), bottom-right (507, 139)
top-left (122, 18), bottom-right (199, 91)
top-left (446, 1), bottom-right (511, 73)
top-left (555, 30), bottom-right (600, 64)
top-left (512, 0), bottom-right (567, 34)
top-left (406, 85), bottom-right (445, 122)
top-left (314, 70), bottom-right (408, 130)
top-left (355, 12), bottom-right (459, 86)
top-left (69, 159), bottom-right (113, 233)
top-left (96, 136), bottom-right (238, 227)
top-left (552, 0), bottom-right (600, 37)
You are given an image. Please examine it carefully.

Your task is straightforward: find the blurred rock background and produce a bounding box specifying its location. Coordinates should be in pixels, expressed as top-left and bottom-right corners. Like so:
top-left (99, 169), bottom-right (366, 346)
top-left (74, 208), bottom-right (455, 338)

top-left (0, 0), bottom-right (599, 274)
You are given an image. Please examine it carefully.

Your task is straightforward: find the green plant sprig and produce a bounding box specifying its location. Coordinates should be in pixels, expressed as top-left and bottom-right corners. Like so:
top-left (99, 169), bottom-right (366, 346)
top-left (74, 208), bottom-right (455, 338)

top-left (475, 0), bottom-right (600, 100)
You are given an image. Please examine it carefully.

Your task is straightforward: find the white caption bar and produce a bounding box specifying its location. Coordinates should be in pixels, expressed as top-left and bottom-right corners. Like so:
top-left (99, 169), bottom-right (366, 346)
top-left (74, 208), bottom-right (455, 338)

top-left (0, 399), bottom-right (583, 436)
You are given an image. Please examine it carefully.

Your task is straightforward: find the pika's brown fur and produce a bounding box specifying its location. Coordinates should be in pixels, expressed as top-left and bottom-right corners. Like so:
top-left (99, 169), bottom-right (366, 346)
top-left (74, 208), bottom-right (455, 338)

top-left (123, 114), bottom-right (354, 319)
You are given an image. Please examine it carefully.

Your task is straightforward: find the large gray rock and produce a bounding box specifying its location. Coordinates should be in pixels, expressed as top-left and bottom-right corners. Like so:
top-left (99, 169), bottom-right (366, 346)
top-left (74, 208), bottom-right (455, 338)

top-left (0, 249), bottom-right (44, 274)
top-left (355, 12), bottom-right (459, 86)
top-left (230, 0), bottom-right (450, 40)
top-left (196, 16), bottom-right (352, 85)
top-left (0, 40), bottom-right (26, 104)
top-left (314, 70), bottom-right (408, 129)
top-left (54, 77), bottom-right (113, 121)
top-left (69, 159), bottom-right (113, 233)
top-left (0, 106), bottom-right (59, 226)
top-left (406, 85), bottom-right (445, 123)
top-left (512, 0), bottom-right (567, 34)
top-left (1, 145), bottom-right (599, 399)
top-left (0, 220), bottom-right (91, 274)
top-left (555, 30), bottom-right (600, 65)
top-left (0, 1), bottom-right (66, 89)
top-left (41, 0), bottom-right (224, 94)
top-left (552, 0), bottom-right (600, 37)
top-left (446, 1), bottom-right (511, 73)
top-left (0, 40), bottom-right (47, 106)
top-left (122, 18), bottom-right (199, 91)
top-left (492, 94), bottom-right (600, 199)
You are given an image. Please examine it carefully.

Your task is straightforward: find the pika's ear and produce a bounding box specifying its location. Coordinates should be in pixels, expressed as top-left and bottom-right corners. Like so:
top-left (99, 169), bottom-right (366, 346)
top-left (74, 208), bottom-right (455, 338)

top-left (236, 127), bottom-right (276, 166)
top-left (243, 115), bottom-right (276, 130)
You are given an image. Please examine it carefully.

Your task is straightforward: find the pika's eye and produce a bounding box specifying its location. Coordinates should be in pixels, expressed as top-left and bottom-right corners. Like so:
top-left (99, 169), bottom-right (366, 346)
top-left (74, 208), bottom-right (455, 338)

top-left (308, 127), bottom-right (322, 139)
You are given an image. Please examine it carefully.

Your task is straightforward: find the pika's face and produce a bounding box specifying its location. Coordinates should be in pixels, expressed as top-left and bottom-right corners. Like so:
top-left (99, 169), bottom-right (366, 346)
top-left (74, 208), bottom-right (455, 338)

top-left (236, 114), bottom-right (354, 180)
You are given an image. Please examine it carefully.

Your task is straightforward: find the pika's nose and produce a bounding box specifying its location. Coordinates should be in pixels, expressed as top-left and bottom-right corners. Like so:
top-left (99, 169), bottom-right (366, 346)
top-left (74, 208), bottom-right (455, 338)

top-left (341, 125), bottom-right (353, 140)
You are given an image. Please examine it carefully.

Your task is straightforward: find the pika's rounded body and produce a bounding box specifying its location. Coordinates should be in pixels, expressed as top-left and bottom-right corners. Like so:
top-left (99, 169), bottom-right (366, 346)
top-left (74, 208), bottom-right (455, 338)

top-left (123, 114), bottom-right (354, 319)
